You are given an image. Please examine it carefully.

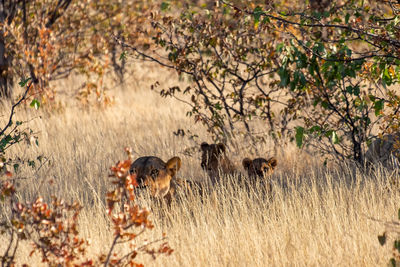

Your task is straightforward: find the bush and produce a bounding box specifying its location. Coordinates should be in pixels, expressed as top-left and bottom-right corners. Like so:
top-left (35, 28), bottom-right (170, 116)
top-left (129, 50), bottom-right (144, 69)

top-left (0, 82), bottom-right (172, 266)
top-left (121, 0), bottom-right (400, 164)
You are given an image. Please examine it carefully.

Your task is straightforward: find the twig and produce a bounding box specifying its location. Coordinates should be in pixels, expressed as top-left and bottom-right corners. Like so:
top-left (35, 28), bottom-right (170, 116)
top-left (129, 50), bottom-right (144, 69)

top-left (0, 82), bottom-right (32, 137)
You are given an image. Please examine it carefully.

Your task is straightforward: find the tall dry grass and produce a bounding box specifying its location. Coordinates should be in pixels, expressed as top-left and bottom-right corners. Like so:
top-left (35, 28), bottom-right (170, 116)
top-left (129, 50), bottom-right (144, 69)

top-left (0, 64), bottom-right (399, 266)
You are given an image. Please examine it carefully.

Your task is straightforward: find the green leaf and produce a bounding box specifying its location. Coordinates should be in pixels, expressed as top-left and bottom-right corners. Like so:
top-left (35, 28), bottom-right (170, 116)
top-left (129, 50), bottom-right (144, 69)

top-left (345, 13), bottom-right (350, 24)
top-left (346, 48), bottom-right (352, 57)
top-left (313, 42), bottom-right (325, 54)
top-left (119, 51), bottom-right (127, 61)
top-left (321, 101), bottom-right (329, 109)
top-left (295, 127), bottom-right (304, 148)
top-left (346, 85), bottom-right (360, 96)
top-left (278, 67), bottom-right (290, 87)
top-left (346, 68), bottom-right (356, 78)
top-left (374, 99), bottom-right (384, 116)
top-left (333, 17), bottom-right (342, 23)
top-left (378, 232), bottom-right (386, 246)
top-left (331, 131), bottom-right (339, 144)
top-left (214, 103), bottom-right (222, 110)
top-left (398, 208), bottom-right (400, 220)
top-left (13, 164), bottom-right (19, 172)
top-left (299, 72), bottom-right (306, 86)
top-left (382, 67), bottom-right (393, 86)
top-left (253, 6), bottom-right (263, 28)
top-left (30, 99), bottom-right (40, 110)
top-left (313, 11), bottom-right (322, 20)
top-left (3, 135), bottom-right (12, 144)
top-left (168, 51), bottom-right (178, 62)
top-left (160, 2), bottom-right (169, 11)
top-left (19, 77), bottom-right (31, 87)
top-left (276, 43), bottom-right (284, 53)
top-left (353, 85), bottom-right (360, 96)
top-left (309, 125), bottom-right (321, 134)
top-left (368, 94), bottom-right (376, 101)
top-left (395, 240), bottom-right (400, 253)
top-left (28, 160), bottom-right (35, 168)
top-left (262, 16), bottom-right (270, 24)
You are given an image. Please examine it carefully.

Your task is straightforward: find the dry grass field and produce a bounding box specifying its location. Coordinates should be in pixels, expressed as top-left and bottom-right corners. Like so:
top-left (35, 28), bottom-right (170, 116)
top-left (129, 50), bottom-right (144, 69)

top-left (1, 64), bottom-right (399, 266)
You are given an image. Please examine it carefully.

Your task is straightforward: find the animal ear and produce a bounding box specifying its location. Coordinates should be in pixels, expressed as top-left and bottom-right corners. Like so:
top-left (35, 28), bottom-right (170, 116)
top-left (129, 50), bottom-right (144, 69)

top-left (201, 142), bottom-right (209, 151)
top-left (217, 143), bottom-right (226, 153)
top-left (242, 158), bottom-right (252, 169)
top-left (267, 157), bottom-right (278, 169)
top-left (166, 156), bottom-right (182, 176)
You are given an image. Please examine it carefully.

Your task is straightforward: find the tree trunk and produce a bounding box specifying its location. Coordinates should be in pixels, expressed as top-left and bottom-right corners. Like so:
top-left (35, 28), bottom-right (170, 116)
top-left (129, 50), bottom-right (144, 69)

top-left (0, 5), bottom-right (11, 98)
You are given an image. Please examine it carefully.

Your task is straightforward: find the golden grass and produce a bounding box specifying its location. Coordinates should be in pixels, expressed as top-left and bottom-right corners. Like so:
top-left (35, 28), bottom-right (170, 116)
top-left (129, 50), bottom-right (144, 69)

top-left (0, 64), bottom-right (399, 266)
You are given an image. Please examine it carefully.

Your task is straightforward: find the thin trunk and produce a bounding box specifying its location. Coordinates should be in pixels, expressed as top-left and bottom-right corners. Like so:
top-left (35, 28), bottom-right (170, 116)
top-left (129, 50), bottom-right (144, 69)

top-left (0, 4), bottom-right (11, 98)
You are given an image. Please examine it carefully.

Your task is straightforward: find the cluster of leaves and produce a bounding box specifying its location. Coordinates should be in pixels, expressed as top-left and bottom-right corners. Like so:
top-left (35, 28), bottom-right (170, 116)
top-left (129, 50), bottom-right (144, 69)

top-left (0, 0), bottom-right (158, 106)
top-left (0, 78), bottom-right (42, 177)
top-left (1, 193), bottom-right (91, 266)
top-left (103, 147), bottom-right (173, 266)
top-left (265, 0), bottom-right (400, 163)
top-left (0, 148), bottom-right (173, 266)
top-left (286, 40), bottom-right (393, 163)
top-left (123, 0), bottom-right (400, 164)
top-left (126, 0), bottom-right (295, 144)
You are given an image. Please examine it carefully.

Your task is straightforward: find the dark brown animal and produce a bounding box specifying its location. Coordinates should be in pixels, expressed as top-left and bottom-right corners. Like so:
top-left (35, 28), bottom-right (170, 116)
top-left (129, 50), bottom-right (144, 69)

top-left (242, 157), bottom-right (277, 194)
top-left (242, 157), bottom-right (278, 179)
top-left (365, 133), bottom-right (400, 169)
top-left (130, 156), bottom-right (181, 199)
top-left (200, 142), bottom-right (236, 183)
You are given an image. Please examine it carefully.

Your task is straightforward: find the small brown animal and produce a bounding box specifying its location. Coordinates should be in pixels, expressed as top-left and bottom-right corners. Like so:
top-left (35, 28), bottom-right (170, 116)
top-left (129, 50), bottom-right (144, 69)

top-left (242, 157), bottom-right (278, 179)
top-left (242, 157), bottom-right (277, 194)
top-left (200, 142), bottom-right (236, 183)
top-left (365, 133), bottom-right (400, 169)
top-left (130, 156), bottom-right (181, 199)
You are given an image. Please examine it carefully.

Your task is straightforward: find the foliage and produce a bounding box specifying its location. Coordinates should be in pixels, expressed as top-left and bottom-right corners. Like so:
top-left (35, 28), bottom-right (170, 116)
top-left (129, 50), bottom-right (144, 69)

top-left (0, 78), bottom-right (41, 176)
top-left (2, 194), bottom-right (91, 266)
top-left (102, 147), bottom-right (173, 266)
top-left (122, 0), bottom-right (400, 164)
top-left (0, 148), bottom-right (172, 266)
top-left (118, 1), bottom-right (297, 144)
top-left (0, 0), bottom-right (157, 105)
top-left (0, 81), bottom-right (172, 265)
top-left (255, 0), bottom-right (400, 163)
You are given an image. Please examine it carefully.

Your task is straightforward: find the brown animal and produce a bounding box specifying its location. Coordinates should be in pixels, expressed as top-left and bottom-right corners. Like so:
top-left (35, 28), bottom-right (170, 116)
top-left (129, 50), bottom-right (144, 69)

top-left (130, 156), bottom-right (181, 199)
top-left (242, 157), bottom-right (278, 179)
top-left (365, 134), bottom-right (400, 169)
top-left (200, 142), bottom-right (236, 183)
top-left (164, 178), bottom-right (204, 204)
top-left (242, 157), bottom-right (277, 194)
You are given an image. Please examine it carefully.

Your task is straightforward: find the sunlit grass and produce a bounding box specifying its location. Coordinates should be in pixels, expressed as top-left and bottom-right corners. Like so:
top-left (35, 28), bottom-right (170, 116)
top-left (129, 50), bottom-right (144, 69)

top-left (0, 65), bottom-right (398, 266)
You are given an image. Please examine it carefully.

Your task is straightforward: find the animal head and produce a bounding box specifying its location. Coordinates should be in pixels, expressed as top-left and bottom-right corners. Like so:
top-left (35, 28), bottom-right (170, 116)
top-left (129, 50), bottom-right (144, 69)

top-left (130, 156), bottom-right (181, 198)
top-left (200, 142), bottom-right (227, 173)
top-left (242, 157), bottom-right (278, 179)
